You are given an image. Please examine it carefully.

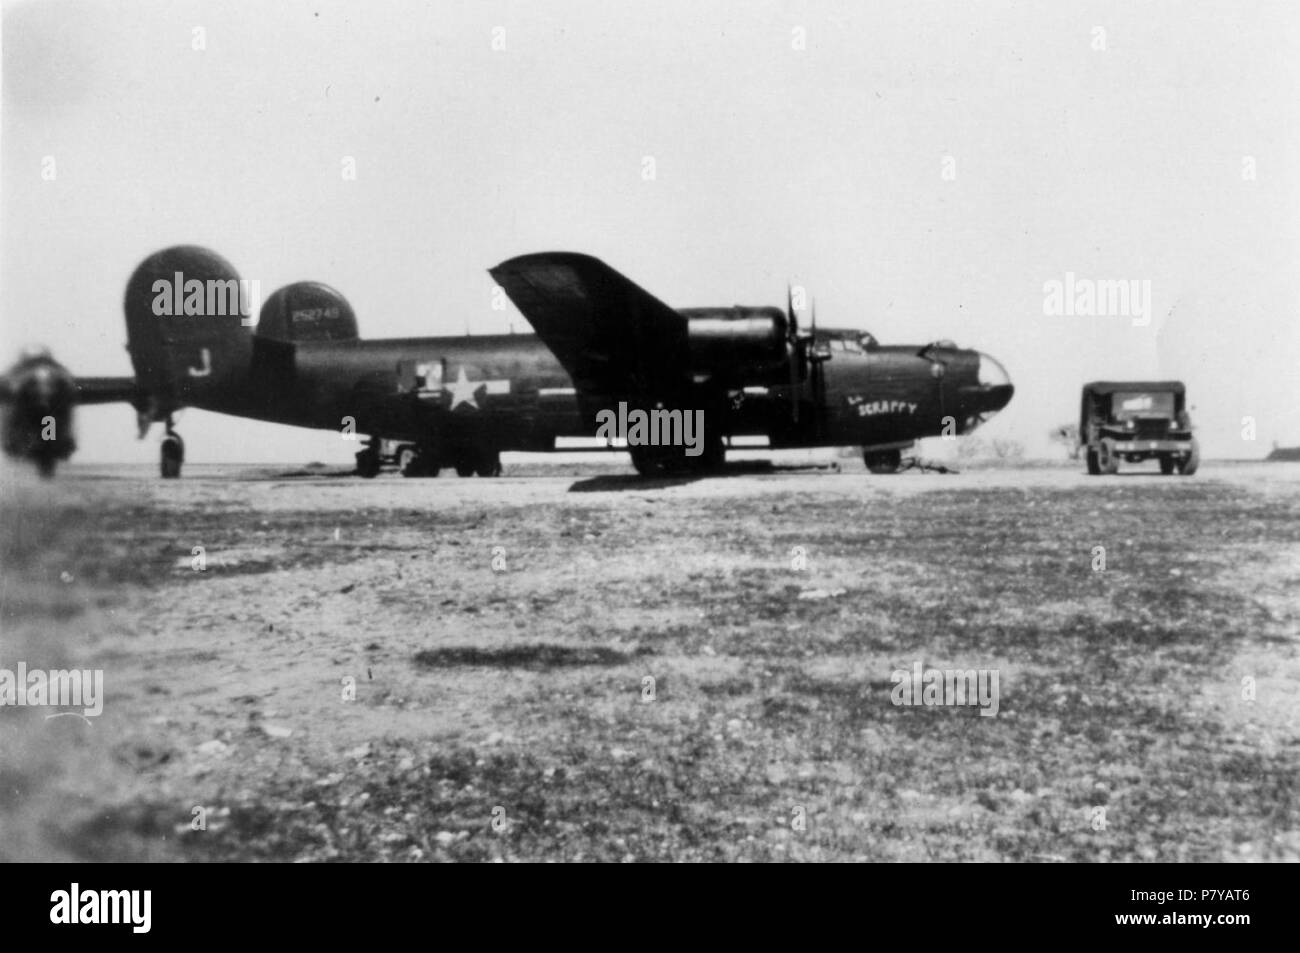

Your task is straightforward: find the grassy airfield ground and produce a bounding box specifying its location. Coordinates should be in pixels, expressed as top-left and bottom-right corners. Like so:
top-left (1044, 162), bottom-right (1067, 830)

top-left (1, 457), bottom-right (1297, 862)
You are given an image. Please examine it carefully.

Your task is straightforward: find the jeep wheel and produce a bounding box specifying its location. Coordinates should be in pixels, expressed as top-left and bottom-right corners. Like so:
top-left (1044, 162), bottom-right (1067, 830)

top-left (1178, 441), bottom-right (1199, 476)
top-left (1086, 449), bottom-right (1101, 475)
top-left (1098, 440), bottom-right (1119, 475)
top-left (1159, 456), bottom-right (1176, 475)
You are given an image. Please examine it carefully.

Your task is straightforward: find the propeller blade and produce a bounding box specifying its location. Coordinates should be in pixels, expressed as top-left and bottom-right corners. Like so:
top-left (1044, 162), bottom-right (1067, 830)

top-left (787, 284), bottom-right (799, 423)
top-left (785, 280), bottom-right (806, 421)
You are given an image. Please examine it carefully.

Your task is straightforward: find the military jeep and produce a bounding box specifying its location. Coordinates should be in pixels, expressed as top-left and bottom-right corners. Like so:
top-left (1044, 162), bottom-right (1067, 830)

top-left (1079, 381), bottom-right (1198, 476)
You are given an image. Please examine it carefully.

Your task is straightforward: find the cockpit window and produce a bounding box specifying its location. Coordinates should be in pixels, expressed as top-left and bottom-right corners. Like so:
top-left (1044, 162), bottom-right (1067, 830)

top-left (858, 333), bottom-right (878, 350)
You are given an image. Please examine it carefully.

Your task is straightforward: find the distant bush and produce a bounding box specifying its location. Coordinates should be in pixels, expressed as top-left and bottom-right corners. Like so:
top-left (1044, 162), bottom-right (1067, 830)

top-left (957, 436), bottom-right (1029, 467)
top-left (1049, 424), bottom-right (1081, 460)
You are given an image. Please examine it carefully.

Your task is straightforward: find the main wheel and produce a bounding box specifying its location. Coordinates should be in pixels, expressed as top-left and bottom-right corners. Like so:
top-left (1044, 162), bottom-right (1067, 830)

top-left (698, 436), bottom-right (726, 471)
top-left (355, 445), bottom-right (381, 478)
top-left (630, 447), bottom-right (664, 477)
top-left (398, 446), bottom-right (441, 477)
top-left (161, 433), bottom-right (184, 479)
top-left (864, 448), bottom-right (902, 474)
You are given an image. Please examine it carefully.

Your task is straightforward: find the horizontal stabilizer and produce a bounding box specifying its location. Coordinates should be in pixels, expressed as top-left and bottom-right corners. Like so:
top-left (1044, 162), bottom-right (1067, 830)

top-left (74, 377), bottom-right (141, 406)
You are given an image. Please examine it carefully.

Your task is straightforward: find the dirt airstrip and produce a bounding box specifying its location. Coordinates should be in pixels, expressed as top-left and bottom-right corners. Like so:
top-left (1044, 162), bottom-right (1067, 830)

top-left (1, 458), bottom-right (1297, 861)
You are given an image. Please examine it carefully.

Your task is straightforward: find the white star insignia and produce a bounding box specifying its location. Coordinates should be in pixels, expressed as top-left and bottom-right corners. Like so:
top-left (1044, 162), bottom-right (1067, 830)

top-left (446, 366), bottom-right (484, 410)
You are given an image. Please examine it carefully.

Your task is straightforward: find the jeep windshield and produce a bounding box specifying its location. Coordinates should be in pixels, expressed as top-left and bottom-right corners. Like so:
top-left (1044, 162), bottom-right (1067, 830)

top-left (1110, 391), bottom-right (1175, 420)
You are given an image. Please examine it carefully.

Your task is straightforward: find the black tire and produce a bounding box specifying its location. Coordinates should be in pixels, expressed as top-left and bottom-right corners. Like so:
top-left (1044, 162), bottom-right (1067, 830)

top-left (1086, 449), bottom-right (1101, 475)
top-left (1178, 441), bottom-right (1199, 476)
top-left (36, 455), bottom-right (57, 479)
top-left (161, 434), bottom-right (184, 479)
top-left (630, 447), bottom-right (666, 477)
top-left (1159, 456), bottom-right (1176, 475)
top-left (355, 446), bottom-right (380, 479)
top-left (402, 460), bottom-right (441, 478)
top-left (699, 436), bottom-right (726, 471)
top-left (1098, 440), bottom-right (1119, 475)
top-left (398, 446), bottom-right (441, 477)
top-left (455, 462), bottom-right (475, 477)
top-left (864, 448), bottom-right (902, 474)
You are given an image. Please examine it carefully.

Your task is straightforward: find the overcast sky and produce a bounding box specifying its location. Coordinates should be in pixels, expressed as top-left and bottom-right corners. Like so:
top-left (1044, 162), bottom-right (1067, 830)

top-left (3, 0), bottom-right (1297, 463)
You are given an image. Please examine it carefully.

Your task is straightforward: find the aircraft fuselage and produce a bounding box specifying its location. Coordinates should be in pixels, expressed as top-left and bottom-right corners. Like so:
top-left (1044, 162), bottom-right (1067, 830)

top-left (186, 330), bottom-right (1012, 454)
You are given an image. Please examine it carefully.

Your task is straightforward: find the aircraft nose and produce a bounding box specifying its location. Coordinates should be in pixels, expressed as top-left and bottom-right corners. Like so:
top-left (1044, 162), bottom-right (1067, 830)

top-left (977, 352), bottom-right (1014, 412)
top-left (977, 352), bottom-right (1011, 388)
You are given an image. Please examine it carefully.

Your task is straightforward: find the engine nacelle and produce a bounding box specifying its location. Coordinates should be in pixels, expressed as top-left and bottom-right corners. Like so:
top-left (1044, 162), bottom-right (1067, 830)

top-left (257, 282), bottom-right (359, 343)
top-left (681, 306), bottom-right (790, 383)
top-left (2, 350), bottom-right (77, 477)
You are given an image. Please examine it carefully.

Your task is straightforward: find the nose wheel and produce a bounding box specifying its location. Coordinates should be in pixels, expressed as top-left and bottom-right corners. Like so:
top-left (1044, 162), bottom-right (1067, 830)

top-left (863, 448), bottom-right (901, 474)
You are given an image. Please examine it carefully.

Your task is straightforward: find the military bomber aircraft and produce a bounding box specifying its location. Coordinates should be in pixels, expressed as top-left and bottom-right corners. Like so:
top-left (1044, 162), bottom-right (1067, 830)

top-left (1, 246), bottom-right (1015, 478)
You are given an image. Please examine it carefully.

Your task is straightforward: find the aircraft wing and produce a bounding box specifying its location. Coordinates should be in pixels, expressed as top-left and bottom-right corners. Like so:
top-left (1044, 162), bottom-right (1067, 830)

top-left (489, 252), bottom-right (692, 410)
top-left (74, 377), bottom-right (142, 405)
top-left (0, 371), bottom-right (137, 405)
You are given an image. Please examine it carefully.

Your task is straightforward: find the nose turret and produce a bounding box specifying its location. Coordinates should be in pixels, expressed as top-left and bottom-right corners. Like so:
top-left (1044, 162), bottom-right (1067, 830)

top-left (976, 352), bottom-right (1014, 413)
top-left (952, 352), bottom-right (1014, 432)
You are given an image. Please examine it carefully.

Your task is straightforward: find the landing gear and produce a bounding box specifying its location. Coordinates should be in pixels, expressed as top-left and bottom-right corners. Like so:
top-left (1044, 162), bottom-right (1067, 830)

top-left (355, 439), bottom-right (381, 479)
top-left (863, 448), bottom-right (901, 474)
top-left (160, 430), bottom-right (184, 479)
top-left (397, 445), bottom-right (441, 478)
top-left (699, 435), bottom-right (726, 472)
top-left (628, 440), bottom-right (724, 477)
top-left (452, 449), bottom-right (502, 477)
top-left (630, 447), bottom-right (674, 477)
top-left (629, 446), bottom-right (691, 477)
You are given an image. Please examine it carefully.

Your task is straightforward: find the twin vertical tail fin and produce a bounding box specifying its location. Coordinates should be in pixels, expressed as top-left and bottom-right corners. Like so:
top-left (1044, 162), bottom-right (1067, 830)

top-left (123, 246), bottom-right (256, 421)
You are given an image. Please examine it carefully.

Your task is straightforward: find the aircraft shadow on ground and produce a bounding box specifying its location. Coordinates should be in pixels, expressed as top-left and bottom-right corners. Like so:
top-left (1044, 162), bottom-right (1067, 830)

top-left (567, 460), bottom-right (841, 492)
top-left (250, 460), bottom-right (842, 487)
